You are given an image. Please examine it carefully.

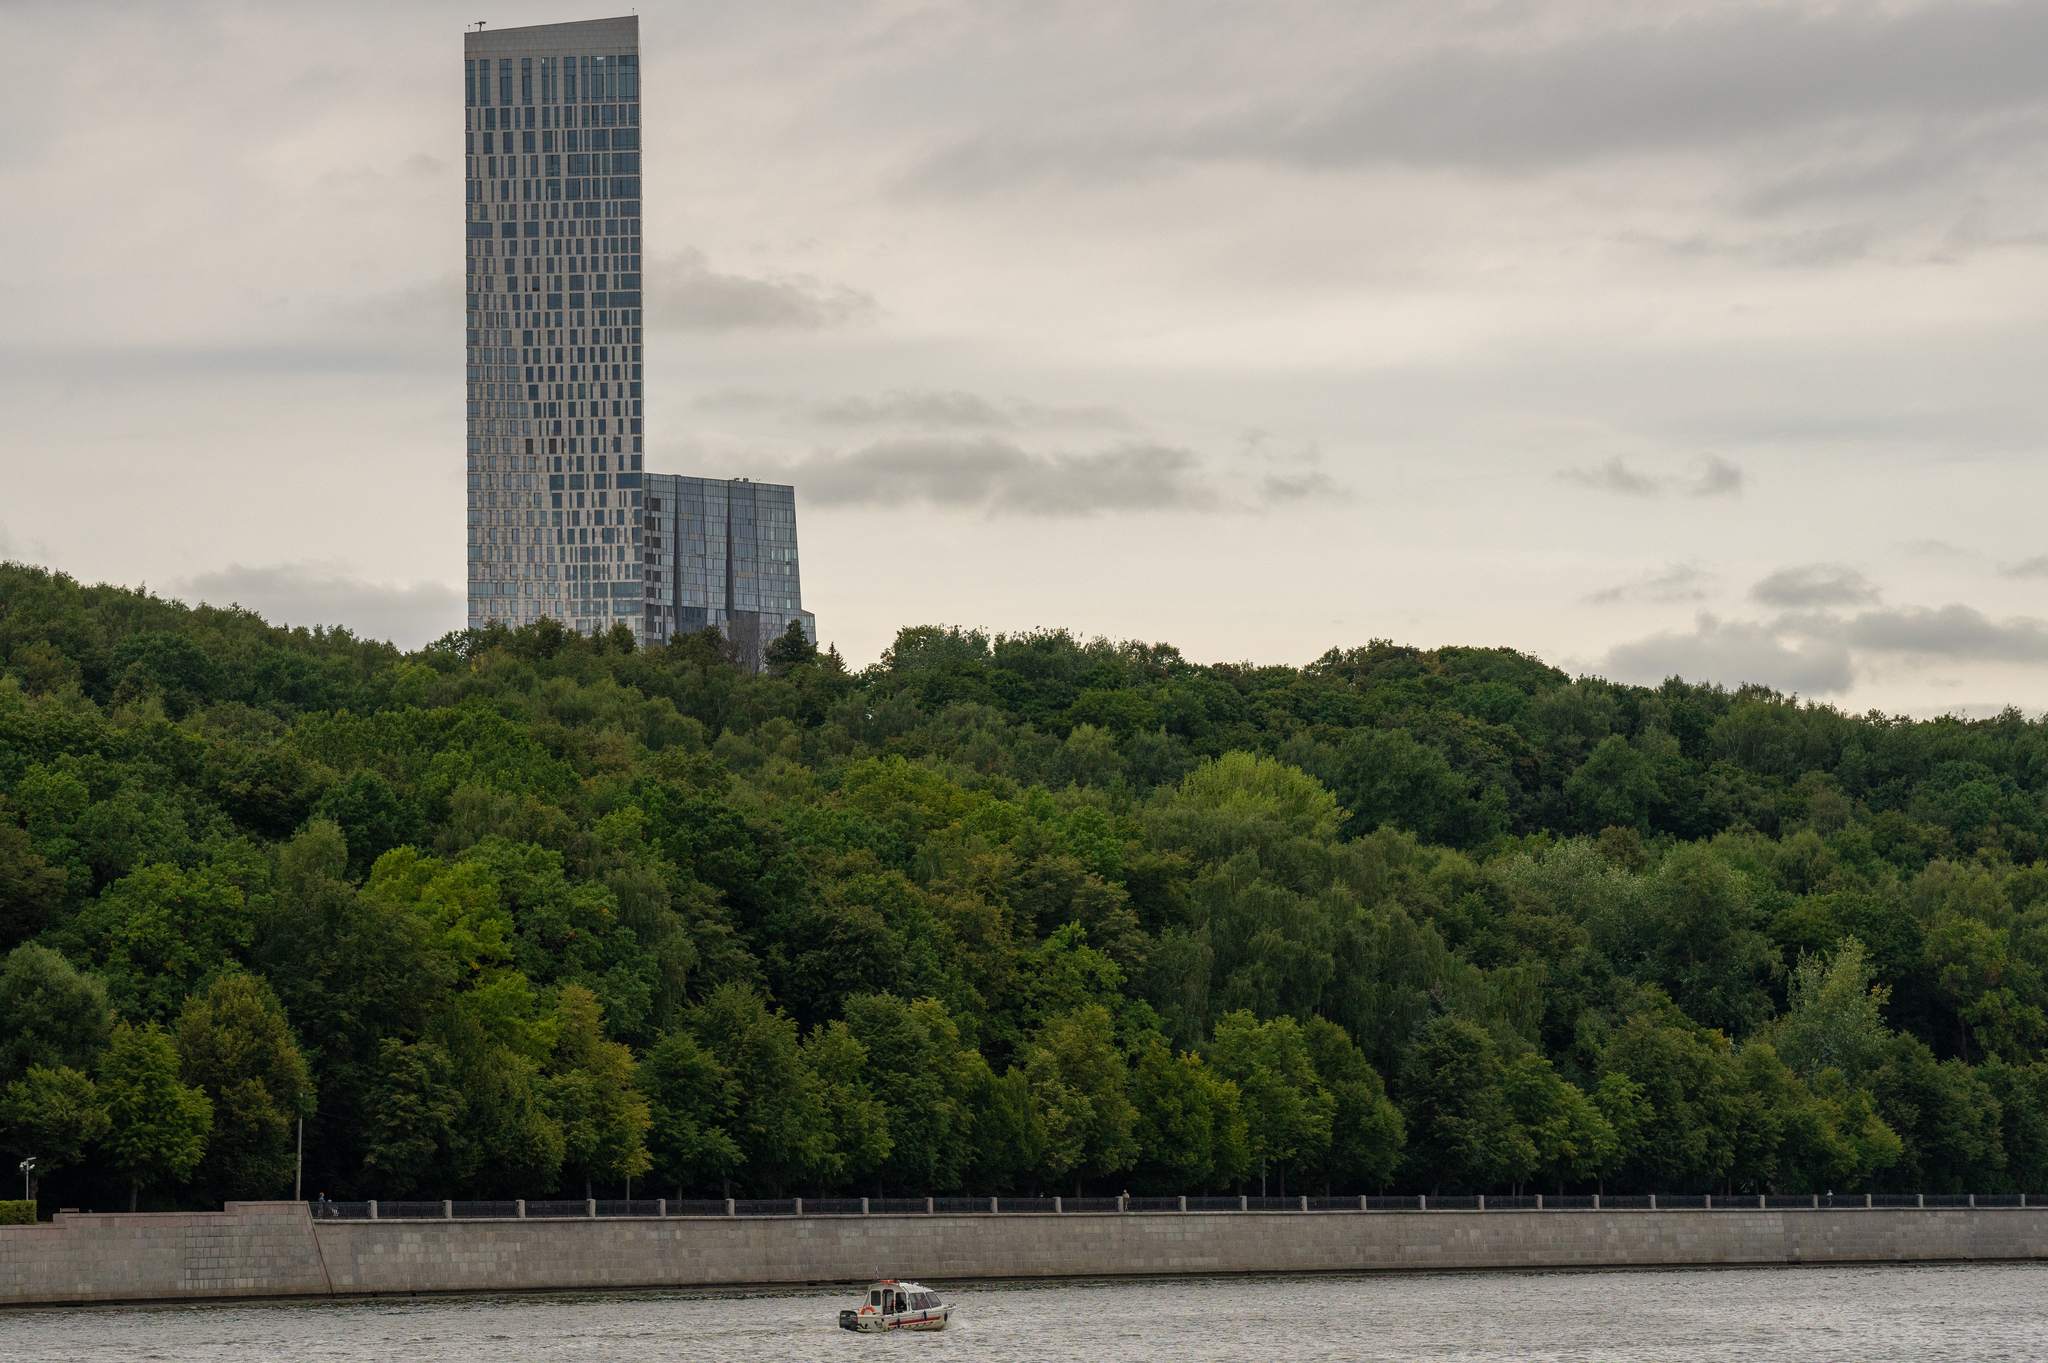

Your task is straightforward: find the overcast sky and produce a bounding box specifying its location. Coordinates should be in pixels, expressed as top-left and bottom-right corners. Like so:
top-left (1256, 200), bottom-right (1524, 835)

top-left (4, 0), bottom-right (2047, 713)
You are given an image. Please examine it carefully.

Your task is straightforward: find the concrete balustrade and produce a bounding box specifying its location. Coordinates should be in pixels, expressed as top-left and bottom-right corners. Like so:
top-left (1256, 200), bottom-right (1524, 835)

top-left (6, 1199), bottom-right (2048, 1307)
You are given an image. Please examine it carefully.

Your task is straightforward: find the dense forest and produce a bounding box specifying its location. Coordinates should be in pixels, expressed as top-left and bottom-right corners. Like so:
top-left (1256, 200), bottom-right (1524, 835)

top-left (5, 560), bottom-right (2048, 1214)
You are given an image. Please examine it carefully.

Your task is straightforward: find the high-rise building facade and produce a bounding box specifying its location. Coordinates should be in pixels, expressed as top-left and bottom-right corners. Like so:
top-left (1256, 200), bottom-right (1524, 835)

top-left (464, 17), bottom-right (646, 637)
top-left (462, 17), bottom-right (815, 655)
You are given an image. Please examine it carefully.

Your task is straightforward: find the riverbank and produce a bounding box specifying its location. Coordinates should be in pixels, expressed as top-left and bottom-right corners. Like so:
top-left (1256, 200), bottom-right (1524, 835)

top-left (6, 1200), bottom-right (2048, 1307)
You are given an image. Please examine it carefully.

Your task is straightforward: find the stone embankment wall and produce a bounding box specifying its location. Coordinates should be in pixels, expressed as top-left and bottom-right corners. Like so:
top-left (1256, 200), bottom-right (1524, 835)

top-left (6, 1200), bottom-right (2048, 1306)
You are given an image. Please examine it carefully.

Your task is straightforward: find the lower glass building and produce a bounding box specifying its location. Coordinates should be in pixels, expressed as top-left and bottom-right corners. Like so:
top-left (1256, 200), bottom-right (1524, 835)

top-left (643, 476), bottom-right (816, 663)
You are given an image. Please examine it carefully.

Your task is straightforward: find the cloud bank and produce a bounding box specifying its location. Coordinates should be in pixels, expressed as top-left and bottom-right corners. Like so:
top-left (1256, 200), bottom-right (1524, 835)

top-left (172, 563), bottom-right (464, 651)
top-left (759, 438), bottom-right (1222, 516)
top-left (648, 249), bottom-right (876, 331)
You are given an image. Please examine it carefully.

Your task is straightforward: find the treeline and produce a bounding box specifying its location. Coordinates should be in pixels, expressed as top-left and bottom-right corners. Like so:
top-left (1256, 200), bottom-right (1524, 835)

top-left (3, 561), bottom-right (2048, 1212)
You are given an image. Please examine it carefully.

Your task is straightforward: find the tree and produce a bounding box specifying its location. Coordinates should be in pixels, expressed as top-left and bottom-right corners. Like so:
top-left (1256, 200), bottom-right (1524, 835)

top-left (249, 821), bottom-right (447, 1201)
top-left (0, 818), bottom-right (68, 946)
top-left (359, 1039), bottom-right (465, 1199)
top-left (1868, 1033), bottom-right (2005, 1192)
top-left (1021, 1005), bottom-right (1139, 1196)
top-left (1130, 1036), bottom-right (1248, 1192)
top-left (0, 1065), bottom-right (108, 1199)
top-left (308, 782), bottom-right (420, 881)
top-left (72, 863), bottom-right (249, 1024)
top-left (0, 944), bottom-right (113, 1085)
top-left (682, 983), bottom-right (828, 1194)
top-left (1499, 1053), bottom-right (1613, 1194)
top-left (175, 974), bottom-right (314, 1200)
top-left (966, 1066), bottom-right (1045, 1195)
top-left (1589, 1072), bottom-right (1652, 1191)
top-left (1597, 1005), bottom-right (1736, 1193)
top-left (1639, 845), bottom-right (1781, 1038)
top-left (1772, 937), bottom-right (1893, 1082)
top-left (1301, 1016), bottom-right (1405, 1192)
top-left (361, 848), bottom-right (515, 986)
top-left (442, 1016), bottom-right (564, 1198)
top-left (1924, 911), bottom-right (2045, 1064)
top-left (801, 1020), bottom-right (892, 1191)
top-left (1330, 729), bottom-right (1473, 844)
top-left (1564, 733), bottom-right (1671, 835)
top-left (842, 993), bottom-right (981, 1194)
top-left (1208, 1011), bottom-right (1335, 1196)
top-left (637, 1028), bottom-right (741, 1197)
top-left (1397, 1014), bottom-right (1533, 1194)
top-left (764, 620), bottom-right (817, 676)
top-left (107, 631), bottom-right (224, 717)
top-left (98, 1023), bottom-right (212, 1210)
top-left (546, 983), bottom-right (652, 1197)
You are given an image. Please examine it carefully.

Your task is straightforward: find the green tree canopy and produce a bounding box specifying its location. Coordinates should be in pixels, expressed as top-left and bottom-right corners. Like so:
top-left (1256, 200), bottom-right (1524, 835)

top-left (1022, 1005), bottom-right (1139, 1195)
top-left (98, 1023), bottom-right (212, 1210)
top-left (0, 944), bottom-right (113, 1085)
top-left (0, 1065), bottom-right (108, 1196)
top-left (174, 973), bottom-right (314, 1200)
top-left (547, 983), bottom-right (653, 1197)
top-left (1398, 1014), bottom-right (1534, 1195)
top-left (682, 983), bottom-right (827, 1195)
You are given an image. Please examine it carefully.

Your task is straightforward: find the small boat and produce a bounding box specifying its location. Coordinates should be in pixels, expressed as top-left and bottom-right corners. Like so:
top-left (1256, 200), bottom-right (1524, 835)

top-left (838, 1279), bottom-right (952, 1332)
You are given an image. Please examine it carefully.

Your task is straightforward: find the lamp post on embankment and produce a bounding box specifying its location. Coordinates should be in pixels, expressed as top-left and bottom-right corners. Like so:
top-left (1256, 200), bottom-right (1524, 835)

top-left (18, 1156), bottom-right (34, 1203)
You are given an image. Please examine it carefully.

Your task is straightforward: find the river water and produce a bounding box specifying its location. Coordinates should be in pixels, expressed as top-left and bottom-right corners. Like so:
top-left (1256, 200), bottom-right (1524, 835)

top-left (7, 1263), bottom-right (2043, 1361)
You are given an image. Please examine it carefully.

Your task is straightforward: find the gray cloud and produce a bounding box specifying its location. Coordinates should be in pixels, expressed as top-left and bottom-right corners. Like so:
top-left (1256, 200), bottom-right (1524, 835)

top-left (1842, 605), bottom-right (2048, 663)
top-left (342, 278), bottom-right (463, 333)
top-left (902, 4), bottom-right (2048, 196)
top-left (171, 563), bottom-right (463, 651)
top-left (804, 391), bottom-right (1135, 432)
top-left (1562, 454), bottom-right (1746, 499)
top-left (1751, 564), bottom-right (1881, 609)
top-left (0, 522), bottom-right (51, 567)
top-left (1688, 454), bottom-right (1744, 498)
top-left (0, 342), bottom-right (422, 382)
top-left (1260, 470), bottom-right (1351, 505)
top-left (1599, 597), bottom-right (2048, 696)
top-left (811, 390), bottom-right (1014, 428)
top-left (1999, 555), bottom-right (2048, 579)
top-left (759, 438), bottom-right (1221, 516)
top-left (1602, 612), bottom-right (1853, 695)
top-left (692, 389), bottom-right (787, 415)
top-left (648, 249), bottom-right (876, 331)
top-left (1588, 562), bottom-right (1715, 606)
top-left (1560, 457), bottom-right (1660, 496)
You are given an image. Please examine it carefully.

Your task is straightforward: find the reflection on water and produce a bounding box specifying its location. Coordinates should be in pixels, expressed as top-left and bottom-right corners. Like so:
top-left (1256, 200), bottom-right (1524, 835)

top-left (6, 1262), bottom-right (2044, 1362)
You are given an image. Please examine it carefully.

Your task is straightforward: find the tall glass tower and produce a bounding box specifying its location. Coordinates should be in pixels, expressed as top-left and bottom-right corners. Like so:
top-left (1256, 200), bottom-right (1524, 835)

top-left (464, 17), bottom-right (645, 637)
top-left (462, 17), bottom-right (814, 656)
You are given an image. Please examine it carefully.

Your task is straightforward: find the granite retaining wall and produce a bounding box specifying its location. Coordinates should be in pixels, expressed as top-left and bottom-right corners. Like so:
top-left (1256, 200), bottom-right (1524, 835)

top-left (6, 1200), bottom-right (2048, 1306)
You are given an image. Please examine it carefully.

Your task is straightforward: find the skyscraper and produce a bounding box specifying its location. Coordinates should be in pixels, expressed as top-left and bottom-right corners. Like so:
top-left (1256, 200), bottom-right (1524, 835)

top-left (462, 17), bottom-right (813, 655)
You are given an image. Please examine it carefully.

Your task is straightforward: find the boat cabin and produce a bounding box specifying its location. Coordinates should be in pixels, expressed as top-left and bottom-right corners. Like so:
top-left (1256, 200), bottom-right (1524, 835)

top-left (840, 1278), bottom-right (951, 1332)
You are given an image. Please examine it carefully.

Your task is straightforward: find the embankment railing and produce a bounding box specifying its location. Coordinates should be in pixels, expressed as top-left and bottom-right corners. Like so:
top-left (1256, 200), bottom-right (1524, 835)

top-left (305, 1191), bottom-right (2045, 1221)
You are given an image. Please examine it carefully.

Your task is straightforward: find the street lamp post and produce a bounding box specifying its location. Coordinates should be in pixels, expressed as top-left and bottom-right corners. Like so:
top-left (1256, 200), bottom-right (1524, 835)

top-left (19, 1156), bottom-right (36, 1203)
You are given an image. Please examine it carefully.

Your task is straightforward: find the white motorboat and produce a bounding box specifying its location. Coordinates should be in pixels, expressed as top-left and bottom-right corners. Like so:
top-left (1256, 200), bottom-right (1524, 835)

top-left (838, 1279), bottom-right (952, 1332)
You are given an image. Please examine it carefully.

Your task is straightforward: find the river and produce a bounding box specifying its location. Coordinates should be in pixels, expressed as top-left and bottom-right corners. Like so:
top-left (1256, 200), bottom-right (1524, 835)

top-left (7, 1262), bottom-right (2042, 1361)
